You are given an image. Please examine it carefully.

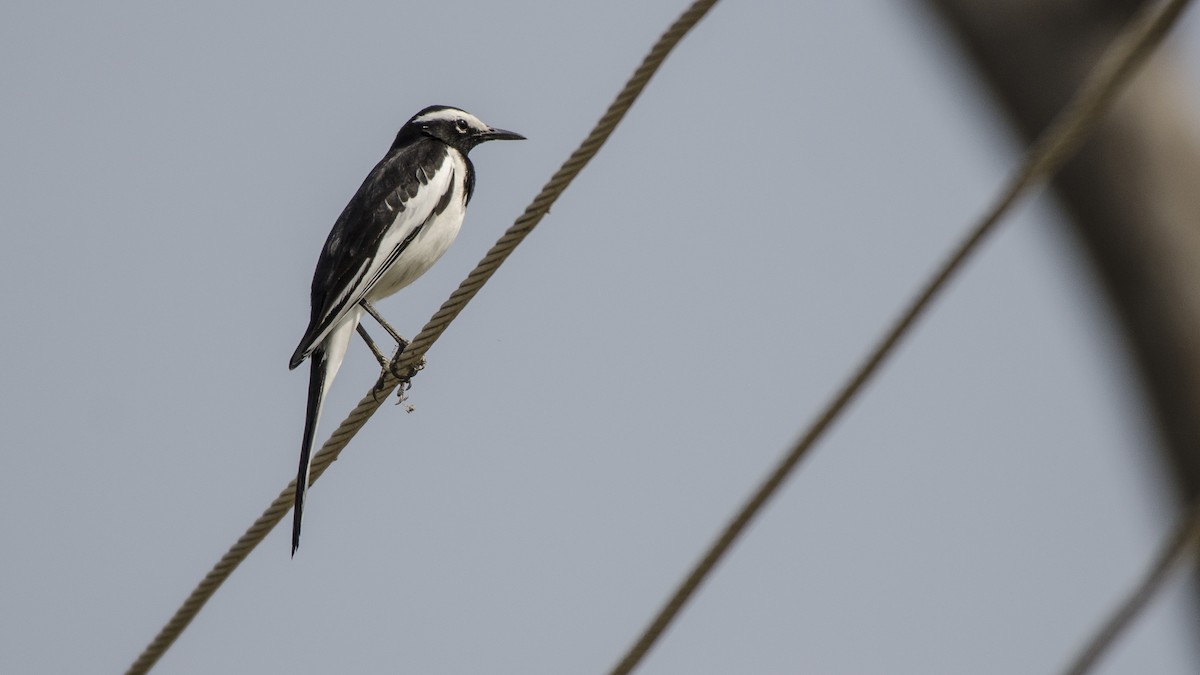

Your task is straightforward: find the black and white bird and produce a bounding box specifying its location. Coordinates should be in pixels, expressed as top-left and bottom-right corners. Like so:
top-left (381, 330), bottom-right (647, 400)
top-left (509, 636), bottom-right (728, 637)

top-left (289, 105), bottom-right (523, 554)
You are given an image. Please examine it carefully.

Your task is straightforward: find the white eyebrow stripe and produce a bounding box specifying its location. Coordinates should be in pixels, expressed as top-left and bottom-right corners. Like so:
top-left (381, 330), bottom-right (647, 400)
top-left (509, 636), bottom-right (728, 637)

top-left (410, 108), bottom-right (487, 130)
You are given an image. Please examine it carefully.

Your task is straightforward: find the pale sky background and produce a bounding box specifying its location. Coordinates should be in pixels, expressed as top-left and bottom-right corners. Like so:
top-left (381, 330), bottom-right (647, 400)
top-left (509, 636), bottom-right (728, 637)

top-left (2, 1), bottom-right (1200, 673)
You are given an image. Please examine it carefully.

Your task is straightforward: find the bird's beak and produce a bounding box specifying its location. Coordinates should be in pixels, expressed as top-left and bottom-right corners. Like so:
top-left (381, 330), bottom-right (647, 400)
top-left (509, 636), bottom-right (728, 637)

top-left (482, 127), bottom-right (525, 142)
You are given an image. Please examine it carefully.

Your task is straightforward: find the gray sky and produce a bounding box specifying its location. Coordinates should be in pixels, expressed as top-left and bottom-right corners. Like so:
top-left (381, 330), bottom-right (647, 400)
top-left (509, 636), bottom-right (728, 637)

top-left (2, 1), bottom-right (1199, 673)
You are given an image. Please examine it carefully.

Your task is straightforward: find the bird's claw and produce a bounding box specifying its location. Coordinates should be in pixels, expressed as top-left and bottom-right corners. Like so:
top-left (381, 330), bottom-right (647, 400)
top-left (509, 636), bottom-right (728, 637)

top-left (388, 358), bottom-right (424, 412)
top-left (370, 347), bottom-right (425, 412)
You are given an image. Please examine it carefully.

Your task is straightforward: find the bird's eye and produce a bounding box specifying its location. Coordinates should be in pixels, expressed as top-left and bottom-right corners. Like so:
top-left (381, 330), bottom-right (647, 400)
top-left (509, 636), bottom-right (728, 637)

top-left (455, 119), bottom-right (469, 133)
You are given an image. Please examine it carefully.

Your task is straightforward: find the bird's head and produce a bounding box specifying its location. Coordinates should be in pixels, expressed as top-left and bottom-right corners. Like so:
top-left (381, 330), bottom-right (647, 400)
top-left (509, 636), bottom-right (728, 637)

top-left (406, 105), bottom-right (524, 153)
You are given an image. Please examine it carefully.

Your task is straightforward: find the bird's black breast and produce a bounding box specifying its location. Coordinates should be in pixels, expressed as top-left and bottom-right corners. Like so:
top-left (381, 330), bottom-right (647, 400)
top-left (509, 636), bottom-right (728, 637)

top-left (463, 155), bottom-right (476, 206)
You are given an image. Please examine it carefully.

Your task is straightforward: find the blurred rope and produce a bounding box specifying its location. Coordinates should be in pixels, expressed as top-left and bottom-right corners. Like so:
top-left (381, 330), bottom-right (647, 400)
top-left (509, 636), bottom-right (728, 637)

top-left (123, 1), bottom-right (719, 673)
top-left (606, 0), bottom-right (1193, 673)
top-left (1061, 499), bottom-right (1200, 675)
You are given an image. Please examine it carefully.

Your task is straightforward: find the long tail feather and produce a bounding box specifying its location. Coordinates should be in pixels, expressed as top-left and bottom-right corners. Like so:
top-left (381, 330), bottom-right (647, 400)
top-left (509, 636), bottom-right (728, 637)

top-left (292, 309), bottom-right (359, 556)
top-left (293, 347), bottom-right (329, 556)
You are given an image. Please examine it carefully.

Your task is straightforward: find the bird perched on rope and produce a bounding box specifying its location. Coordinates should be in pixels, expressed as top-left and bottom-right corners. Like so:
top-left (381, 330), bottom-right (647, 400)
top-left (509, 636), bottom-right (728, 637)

top-left (289, 105), bottom-right (524, 554)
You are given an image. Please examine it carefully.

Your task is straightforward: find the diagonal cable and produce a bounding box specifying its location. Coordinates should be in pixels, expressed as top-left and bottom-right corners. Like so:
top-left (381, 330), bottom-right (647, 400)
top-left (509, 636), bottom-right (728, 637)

top-left (123, 1), bottom-right (720, 673)
top-left (1060, 499), bottom-right (1200, 675)
top-left (605, 0), bottom-right (1193, 673)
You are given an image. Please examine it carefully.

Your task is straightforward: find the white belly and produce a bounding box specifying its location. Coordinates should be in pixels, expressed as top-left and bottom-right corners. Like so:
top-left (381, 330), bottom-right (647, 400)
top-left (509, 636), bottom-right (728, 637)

top-left (367, 152), bottom-right (468, 300)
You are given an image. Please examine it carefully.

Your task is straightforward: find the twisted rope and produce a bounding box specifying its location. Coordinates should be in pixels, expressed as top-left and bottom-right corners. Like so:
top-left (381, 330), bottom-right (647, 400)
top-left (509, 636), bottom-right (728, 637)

top-left (124, 1), bottom-right (719, 673)
top-left (606, 0), bottom-right (1193, 673)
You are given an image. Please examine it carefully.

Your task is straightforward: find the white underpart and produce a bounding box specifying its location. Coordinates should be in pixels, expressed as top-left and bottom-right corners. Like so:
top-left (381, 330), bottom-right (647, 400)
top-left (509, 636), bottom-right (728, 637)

top-left (366, 149), bottom-right (469, 300)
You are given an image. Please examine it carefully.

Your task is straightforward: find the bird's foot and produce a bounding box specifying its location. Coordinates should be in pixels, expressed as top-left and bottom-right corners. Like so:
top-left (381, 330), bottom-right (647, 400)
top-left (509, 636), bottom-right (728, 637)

top-left (370, 344), bottom-right (425, 412)
top-left (384, 360), bottom-right (424, 413)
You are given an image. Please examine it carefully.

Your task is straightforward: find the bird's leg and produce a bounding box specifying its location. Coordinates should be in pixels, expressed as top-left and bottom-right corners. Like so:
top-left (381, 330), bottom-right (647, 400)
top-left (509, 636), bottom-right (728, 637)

top-left (355, 323), bottom-right (391, 371)
top-left (360, 300), bottom-right (408, 351)
top-left (355, 324), bottom-right (394, 401)
top-left (358, 300), bottom-right (425, 392)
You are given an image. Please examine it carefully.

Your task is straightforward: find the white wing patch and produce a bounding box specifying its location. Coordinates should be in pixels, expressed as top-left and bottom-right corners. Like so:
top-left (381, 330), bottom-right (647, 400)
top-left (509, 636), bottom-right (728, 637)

top-left (359, 152), bottom-right (457, 296)
top-left (323, 258), bottom-right (371, 327)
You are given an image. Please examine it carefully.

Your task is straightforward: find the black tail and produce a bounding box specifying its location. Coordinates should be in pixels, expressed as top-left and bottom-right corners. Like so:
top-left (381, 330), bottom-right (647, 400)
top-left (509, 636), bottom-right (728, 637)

top-left (293, 347), bottom-right (328, 556)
